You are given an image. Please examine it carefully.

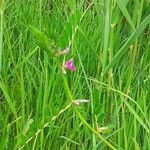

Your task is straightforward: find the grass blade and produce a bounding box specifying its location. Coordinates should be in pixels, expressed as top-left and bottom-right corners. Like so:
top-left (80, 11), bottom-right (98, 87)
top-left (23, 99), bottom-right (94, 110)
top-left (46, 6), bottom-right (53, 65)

top-left (103, 13), bottom-right (150, 74)
top-left (116, 0), bottom-right (135, 29)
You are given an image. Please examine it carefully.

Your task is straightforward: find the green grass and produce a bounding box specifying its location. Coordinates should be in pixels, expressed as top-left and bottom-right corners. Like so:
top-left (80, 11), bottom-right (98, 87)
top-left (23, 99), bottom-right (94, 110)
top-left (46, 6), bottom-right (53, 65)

top-left (0, 0), bottom-right (150, 149)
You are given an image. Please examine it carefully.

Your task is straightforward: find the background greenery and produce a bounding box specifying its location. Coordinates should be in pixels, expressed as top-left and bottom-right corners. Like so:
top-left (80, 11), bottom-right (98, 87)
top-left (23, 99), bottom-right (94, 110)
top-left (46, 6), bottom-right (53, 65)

top-left (0, 0), bottom-right (150, 149)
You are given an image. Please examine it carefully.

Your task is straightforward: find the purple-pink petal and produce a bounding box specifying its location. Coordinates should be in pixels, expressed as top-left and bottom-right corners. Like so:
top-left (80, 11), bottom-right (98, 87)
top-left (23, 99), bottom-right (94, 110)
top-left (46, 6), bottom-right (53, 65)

top-left (64, 59), bottom-right (73, 67)
top-left (69, 65), bottom-right (75, 72)
top-left (64, 59), bottom-right (75, 72)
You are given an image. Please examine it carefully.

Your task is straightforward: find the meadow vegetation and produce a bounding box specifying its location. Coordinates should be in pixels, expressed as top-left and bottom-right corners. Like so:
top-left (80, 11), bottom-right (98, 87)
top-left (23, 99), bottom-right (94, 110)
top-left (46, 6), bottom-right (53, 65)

top-left (0, 0), bottom-right (150, 149)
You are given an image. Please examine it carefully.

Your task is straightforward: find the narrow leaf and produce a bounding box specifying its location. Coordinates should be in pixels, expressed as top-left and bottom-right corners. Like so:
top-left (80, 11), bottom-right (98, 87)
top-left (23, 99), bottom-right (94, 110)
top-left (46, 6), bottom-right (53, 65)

top-left (30, 26), bottom-right (55, 57)
top-left (103, 14), bottom-right (150, 74)
top-left (116, 0), bottom-right (135, 29)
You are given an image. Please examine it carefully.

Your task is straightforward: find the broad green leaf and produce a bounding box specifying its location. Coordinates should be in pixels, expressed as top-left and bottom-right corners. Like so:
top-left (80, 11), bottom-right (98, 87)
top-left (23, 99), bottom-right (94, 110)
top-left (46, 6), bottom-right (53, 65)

top-left (103, 0), bottom-right (110, 70)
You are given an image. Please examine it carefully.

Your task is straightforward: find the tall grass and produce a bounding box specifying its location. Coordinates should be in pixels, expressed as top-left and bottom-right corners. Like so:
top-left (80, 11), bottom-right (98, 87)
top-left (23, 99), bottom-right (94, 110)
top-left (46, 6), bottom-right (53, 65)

top-left (0, 0), bottom-right (150, 149)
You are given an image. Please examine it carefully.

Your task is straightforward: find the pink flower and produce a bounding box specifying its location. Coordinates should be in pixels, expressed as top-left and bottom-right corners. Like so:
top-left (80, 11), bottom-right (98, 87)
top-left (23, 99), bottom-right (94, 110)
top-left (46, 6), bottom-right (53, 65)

top-left (62, 59), bottom-right (75, 74)
top-left (64, 59), bottom-right (75, 71)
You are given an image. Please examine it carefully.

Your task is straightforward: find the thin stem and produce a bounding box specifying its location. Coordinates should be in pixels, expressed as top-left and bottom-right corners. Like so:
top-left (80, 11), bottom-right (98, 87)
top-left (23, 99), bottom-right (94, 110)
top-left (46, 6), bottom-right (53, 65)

top-left (61, 74), bottom-right (116, 150)
top-left (0, 0), bottom-right (4, 73)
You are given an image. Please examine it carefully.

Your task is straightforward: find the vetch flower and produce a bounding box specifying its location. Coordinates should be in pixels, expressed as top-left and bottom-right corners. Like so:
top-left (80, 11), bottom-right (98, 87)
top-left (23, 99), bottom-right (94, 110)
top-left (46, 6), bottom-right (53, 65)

top-left (64, 58), bottom-right (75, 71)
top-left (62, 58), bottom-right (76, 74)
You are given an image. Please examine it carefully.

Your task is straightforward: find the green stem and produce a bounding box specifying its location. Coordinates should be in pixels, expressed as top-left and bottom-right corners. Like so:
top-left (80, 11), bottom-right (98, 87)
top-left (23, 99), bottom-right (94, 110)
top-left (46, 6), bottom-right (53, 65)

top-left (75, 108), bottom-right (116, 150)
top-left (61, 75), bottom-right (116, 150)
